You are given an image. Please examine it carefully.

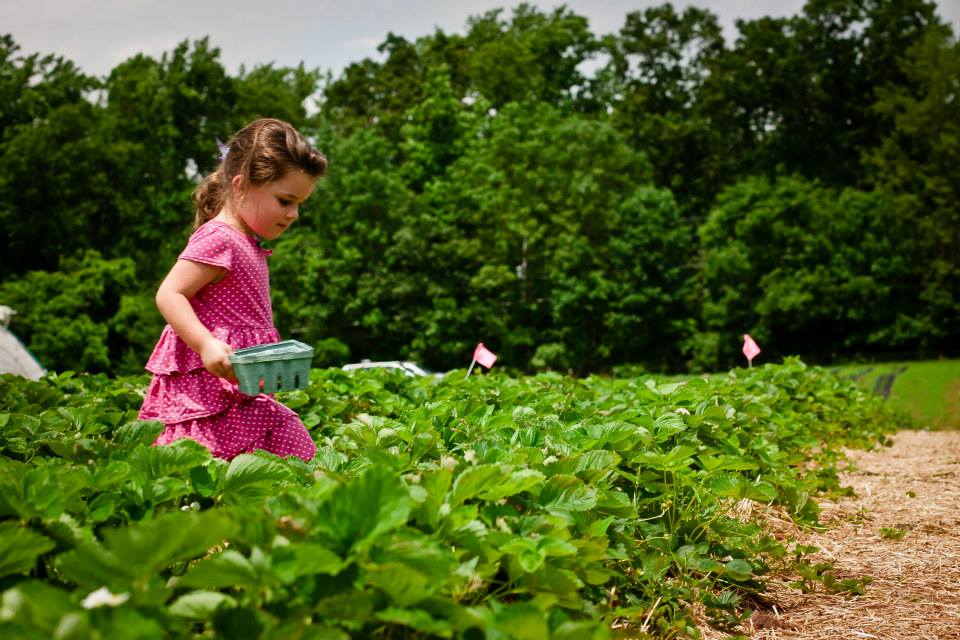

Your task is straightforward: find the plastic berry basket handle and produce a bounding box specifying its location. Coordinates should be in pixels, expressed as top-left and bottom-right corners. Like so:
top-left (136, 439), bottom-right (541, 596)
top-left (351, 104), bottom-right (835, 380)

top-left (229, 339), bottom-right (314, 396)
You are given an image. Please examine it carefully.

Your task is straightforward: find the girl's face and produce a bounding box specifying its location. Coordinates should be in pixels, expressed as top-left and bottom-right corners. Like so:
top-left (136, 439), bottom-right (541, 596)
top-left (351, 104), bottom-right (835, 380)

top-left (233, 170), bottom-right (317, 240)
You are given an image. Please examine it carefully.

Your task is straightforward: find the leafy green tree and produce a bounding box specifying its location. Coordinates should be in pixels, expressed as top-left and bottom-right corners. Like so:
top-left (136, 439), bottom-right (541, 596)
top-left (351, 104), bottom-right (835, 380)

top-left (461, 4), bottom-right (597, 108)
top-left (0, 34), bottom-right (94, 134)
top-left (0, 36), bottom-right (103, 276)
top-left (2, 1), bottom-right (958, 376)
top-left (101, 38), bottom-right (237, 276)
top-left (401, 102), bottom-right (687, 372)
top-left (0, 100), bottom-right (141, 275)
top-left (600, 5), bottom-right (726, 213)
top-left (321, 33), bottom-right (425, 143)
top-left (105, 38), bottom-right (236, 177)
top-left (398, 66), bottom-right (479, 191)
top-left (270, 125), bottom-right (417, 364)
top-left (277, 97), bottom-right (692, 373)
top-left (0, 251), bottom-right (157, 373)
top-left (865, 23), bottom-right (960, 352)
top-left (233, 63), bottom-right (320, 129)
top-left (698, 0), bottom-right (941, 189)
top-left (321, 4), bottom-right (598, 142)
top-left (694, 175), bottom-right (923, 370)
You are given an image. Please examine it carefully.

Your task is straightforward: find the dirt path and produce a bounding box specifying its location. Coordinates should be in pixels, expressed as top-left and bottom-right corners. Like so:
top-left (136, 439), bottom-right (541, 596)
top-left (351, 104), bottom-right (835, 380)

top-left (725, 430), bottom-right (960, 639)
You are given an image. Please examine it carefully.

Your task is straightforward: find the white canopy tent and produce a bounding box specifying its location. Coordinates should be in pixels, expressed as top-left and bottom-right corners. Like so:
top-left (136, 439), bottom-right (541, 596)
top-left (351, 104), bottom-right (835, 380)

top-left (0, 305), bottom-right (45, 380)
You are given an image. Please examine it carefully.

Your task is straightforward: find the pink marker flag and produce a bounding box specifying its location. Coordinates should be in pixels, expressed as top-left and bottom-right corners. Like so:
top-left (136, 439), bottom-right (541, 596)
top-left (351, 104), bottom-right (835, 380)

top-left (742, 334), bottom-right (761, 367)
top-left (466, 342), bottom-right (498, 377)
top-left (473, 342), bottom-right (498, 368)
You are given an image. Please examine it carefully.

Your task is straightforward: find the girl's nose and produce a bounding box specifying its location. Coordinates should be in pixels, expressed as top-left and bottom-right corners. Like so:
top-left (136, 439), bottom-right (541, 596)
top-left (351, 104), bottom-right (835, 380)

top-left (287, 208), bottom-right (299, 220)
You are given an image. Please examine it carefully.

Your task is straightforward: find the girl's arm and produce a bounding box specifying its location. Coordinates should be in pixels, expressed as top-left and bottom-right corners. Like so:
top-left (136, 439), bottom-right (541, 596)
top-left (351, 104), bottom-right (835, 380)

top-left (156, 260), bottom-right (236, 381)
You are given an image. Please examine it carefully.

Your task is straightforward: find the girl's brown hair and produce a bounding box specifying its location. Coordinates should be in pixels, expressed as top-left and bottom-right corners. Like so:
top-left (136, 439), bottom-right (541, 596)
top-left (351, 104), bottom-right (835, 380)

top-left (193, 118), bottom-right (328, 228)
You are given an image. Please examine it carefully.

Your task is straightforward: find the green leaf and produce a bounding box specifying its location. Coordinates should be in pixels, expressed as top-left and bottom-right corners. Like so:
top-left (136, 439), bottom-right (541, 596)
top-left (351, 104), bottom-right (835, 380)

top-left (313, 446), bottom-right (349, 472)
top-left (220, 454), bottom-right (294, 503)
top-left (745, 480), bottom-right (778, 502)
top-left (44, 512), bottom-right (94, 549)
top-left (178, 549), bottom-right (259, 589)
top-left (313, 591), bottom-right (375, 624)
top-left (91, 460), bottom-right (132, 488)
top-left (698, 454), bottom-right (757, 472)
top-left (652, 412), bottom-right (687, 440)
top-left (586, 516), bottom-right (616, 538)
top-left (364, 562), bottom-right (432, 607)
top-left (271, 543), bottom-right (345, 583)
top-left (553, 620), bottom-right (609, 640)
top-left (411, 467), bottom-right (452, 528)
top-left (54, 541), bottom-right (126, 590)
top-left (574, 450), bottom-right (619, 481)
top-left (50, 611), bottom-right (92, 639)
top-left (190, 465), bottom-right (216, 497)
top-left (113, 420), bottom-right (164, 446)
top-left (56, 510), bottom-right (236, 589)
top-left (501, 535), bottom-right (577, 574)
top-left (595, 488), bottom-right (636, 518)
top-left (449, 464), bottom-right (502, 507)
top-left (633, 445), bottom-right (697, 472)
top-left (213, 605), bottom-right (263, 639)
top-left (639, 551), bottom-right (671, 581)
top-left (580, 421), bottom-right (646, 451)
top-left (501, 538), bottom-right (546, 573)
top-left (301, 626), bottom-right (350, 640)
top-left (375, 607), bottom-right (452, 637)
top-left (168, 590), bottom-right (237, 618)
top-left (0, 465), bottom-right (90, 520)
top-left (313, 466), bottom-right (410, 554)
top-left (452, 465), bottom-right (544, 506)
top-left (724, 558), bottom-right (754, 581)
top-left (537, 475), bottom-right (597, 514)
top-left (0, 580), bottom-right (76, 633)
top-left (363, 529), bottom-right (458, 607)
top-left (491, 602), bottom-right (549, 640)
top-left (129, 438), bottom-right (210, 480)
top-left (0, 522), bottom-right (56, 578)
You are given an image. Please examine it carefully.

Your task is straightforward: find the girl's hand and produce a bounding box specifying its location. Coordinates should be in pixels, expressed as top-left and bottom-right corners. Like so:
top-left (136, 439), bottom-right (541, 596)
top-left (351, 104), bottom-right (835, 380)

top-left (200, 337), bottom-right (236, 381)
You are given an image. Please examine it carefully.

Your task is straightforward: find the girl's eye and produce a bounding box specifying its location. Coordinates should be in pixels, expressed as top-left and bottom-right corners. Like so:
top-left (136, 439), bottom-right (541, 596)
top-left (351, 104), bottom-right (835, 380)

top-left (278, 198), bottom-right (291, 206)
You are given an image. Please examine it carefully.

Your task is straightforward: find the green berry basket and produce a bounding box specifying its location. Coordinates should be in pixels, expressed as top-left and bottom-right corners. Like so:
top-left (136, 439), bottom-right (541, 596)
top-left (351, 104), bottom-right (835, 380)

top-left (230, 339), bottom-right (314, 396)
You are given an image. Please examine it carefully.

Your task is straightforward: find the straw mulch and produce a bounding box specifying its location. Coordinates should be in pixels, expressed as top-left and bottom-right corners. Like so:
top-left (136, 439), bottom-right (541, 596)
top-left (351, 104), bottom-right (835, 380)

top-left (701, 429), bottom-right (960, 640)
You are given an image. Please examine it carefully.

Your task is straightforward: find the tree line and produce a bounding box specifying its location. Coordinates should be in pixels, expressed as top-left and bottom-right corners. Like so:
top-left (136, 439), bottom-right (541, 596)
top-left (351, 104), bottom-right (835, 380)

top-left (0, 0), bottom-right (956, 375)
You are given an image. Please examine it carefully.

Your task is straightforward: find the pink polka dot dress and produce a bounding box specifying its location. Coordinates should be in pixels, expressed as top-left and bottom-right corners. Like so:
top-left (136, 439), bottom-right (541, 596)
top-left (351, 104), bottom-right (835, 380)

top-left (139, 220), bottom-right (316, 462)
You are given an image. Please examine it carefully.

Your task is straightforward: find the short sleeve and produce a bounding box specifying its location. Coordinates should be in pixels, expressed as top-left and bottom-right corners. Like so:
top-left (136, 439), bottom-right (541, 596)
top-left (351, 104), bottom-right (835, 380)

top-left (179, 224), bottom-right (236, 270)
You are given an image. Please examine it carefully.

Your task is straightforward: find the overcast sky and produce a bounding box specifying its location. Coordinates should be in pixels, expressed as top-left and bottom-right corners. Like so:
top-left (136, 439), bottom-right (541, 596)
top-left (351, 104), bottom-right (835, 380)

top-left (2, 0), bottom-right (958, 80)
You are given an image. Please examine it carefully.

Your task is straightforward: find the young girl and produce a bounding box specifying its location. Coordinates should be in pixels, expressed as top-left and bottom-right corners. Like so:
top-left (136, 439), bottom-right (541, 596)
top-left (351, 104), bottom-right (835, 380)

top-left (139, 118), bottom-right (326, 462)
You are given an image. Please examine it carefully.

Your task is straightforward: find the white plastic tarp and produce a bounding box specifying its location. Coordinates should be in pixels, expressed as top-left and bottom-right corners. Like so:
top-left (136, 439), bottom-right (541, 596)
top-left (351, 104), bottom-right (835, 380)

top-left (0, 306), bottom-right (44, 380)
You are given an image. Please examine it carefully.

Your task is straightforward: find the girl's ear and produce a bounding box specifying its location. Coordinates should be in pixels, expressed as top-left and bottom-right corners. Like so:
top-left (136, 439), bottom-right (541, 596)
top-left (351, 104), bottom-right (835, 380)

top-left (231, 174), bottom-right (246, 200)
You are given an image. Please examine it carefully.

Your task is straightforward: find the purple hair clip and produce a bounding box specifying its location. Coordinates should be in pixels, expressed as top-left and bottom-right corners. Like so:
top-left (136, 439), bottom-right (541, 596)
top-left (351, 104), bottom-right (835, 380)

top-left (216, 138), bottom-right (230, 162)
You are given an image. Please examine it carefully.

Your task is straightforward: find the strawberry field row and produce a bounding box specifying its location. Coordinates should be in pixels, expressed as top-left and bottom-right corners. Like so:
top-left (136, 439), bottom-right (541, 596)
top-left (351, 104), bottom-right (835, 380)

top-left (0, 359), bottom-right (906, 638)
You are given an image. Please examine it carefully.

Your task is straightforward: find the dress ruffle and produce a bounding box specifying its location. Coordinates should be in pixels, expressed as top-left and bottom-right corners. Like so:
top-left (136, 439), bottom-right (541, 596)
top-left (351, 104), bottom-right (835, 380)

top-left (151, 394), bottom-right (305, 460)
top-left (139, 371), bottom-right (232, 424)
top-left (145, 324), bottom-right (280, 375)
top-left (140, 324), bottom-right (281, 424)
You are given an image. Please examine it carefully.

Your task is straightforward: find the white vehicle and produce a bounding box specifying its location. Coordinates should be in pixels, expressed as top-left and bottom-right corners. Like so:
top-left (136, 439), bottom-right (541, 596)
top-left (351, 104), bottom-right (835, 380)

top-left (341, 360), bottom-right (442, 378)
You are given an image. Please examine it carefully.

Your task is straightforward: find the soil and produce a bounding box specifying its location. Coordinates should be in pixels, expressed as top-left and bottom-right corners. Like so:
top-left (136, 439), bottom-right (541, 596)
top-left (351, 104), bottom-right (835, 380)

top-left (703, 429), bottom-right (960, 640)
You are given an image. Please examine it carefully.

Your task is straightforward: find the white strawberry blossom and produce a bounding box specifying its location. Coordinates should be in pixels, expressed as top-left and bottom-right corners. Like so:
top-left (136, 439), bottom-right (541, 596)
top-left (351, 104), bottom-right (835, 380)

top-left (81, 587), bottom-right (129, 609)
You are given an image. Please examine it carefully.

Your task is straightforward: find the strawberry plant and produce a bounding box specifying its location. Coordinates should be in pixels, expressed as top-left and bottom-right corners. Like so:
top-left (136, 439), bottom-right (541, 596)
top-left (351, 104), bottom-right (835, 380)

top-left (0, 359), bottom-right (906, 638)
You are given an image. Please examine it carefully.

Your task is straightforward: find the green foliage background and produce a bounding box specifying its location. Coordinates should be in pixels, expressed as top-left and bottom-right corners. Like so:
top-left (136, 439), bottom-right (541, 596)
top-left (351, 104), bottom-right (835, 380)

top-left (0, 0), bottom-right (957, 374)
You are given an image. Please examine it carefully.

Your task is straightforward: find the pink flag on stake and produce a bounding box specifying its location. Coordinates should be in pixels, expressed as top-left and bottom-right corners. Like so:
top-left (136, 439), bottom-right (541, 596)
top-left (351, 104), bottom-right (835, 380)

top-left (742, 334), bottom-right (761, 366)
top-left (473, 342), bottom-right (498, 369)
